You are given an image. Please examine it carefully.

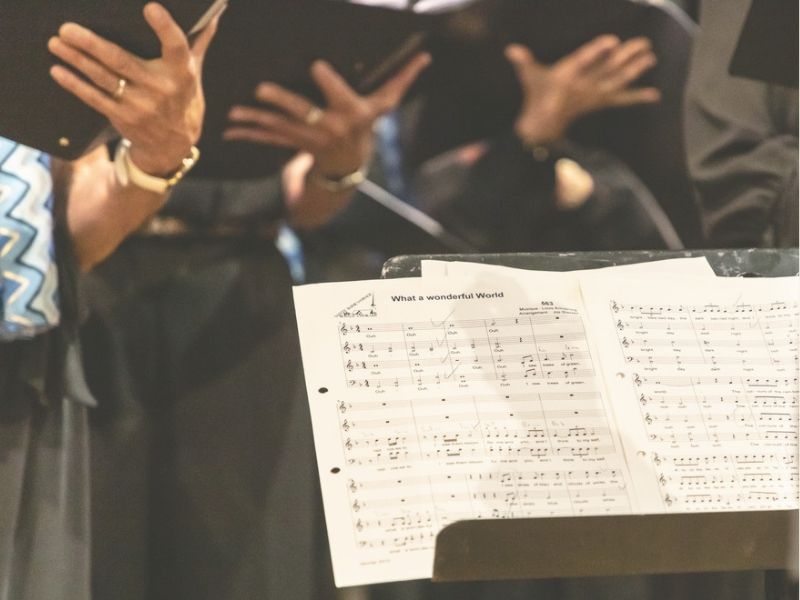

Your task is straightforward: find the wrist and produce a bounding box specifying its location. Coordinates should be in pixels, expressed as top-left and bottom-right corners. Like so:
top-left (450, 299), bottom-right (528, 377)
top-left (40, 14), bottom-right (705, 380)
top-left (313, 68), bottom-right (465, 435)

top-left (128, 145), bottom-right (191, 178)
top-left (306, 164), bottom-right (367, 193)
top-left (514, 118), bottom-right (567, 149)
top-left (114, 139), bottom-right (200, 194)
top-left (514, 100), bottom-right (573, 148)
top-left (313, 141), bottom-right (373, 180)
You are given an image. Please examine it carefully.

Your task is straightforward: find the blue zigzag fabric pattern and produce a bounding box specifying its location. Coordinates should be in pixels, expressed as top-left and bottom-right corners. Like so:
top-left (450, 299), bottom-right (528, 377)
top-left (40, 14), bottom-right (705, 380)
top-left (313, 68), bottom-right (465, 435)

top-left (0, 137), bottom-right (60, 340)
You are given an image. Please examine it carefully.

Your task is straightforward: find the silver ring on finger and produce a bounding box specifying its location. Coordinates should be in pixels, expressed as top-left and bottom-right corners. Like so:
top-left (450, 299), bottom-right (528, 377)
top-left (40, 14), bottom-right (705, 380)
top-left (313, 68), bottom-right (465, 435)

top-left (112, 78), bottom-right (128, 101)
top-left (304, 105), bottom-right (323, 125)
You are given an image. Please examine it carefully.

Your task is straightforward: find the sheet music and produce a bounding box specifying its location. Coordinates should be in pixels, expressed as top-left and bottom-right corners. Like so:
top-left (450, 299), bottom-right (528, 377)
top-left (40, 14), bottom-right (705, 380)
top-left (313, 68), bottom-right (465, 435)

top-left (580, 275), bottom-right (799, 515)
top-left (294, 274), bottom-right (635, 587)
top-left (294, 263), bottom-right (798, 586)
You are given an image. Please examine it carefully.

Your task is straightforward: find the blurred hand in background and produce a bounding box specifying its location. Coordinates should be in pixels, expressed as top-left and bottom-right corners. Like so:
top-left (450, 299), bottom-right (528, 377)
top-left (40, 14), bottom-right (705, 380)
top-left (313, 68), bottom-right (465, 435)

top-left (506, 35), bottom-right (661, 147)
top-left (224, 52), bottom-right (431, 178)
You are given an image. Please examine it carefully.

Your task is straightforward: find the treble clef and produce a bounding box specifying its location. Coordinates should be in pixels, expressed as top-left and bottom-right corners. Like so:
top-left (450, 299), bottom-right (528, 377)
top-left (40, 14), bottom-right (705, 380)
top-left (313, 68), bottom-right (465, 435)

top-left (622, 337), bottom-right (630, 348)
top-left (348, 479), bottom-right (358, 493)
top-left (342, 420), bottom-right (351, 432)
top-left (659, 473), bottom-right (667, 486)
top-left (633, 373), bottom-right (642, 386)
top-left (664, 494), bottom-right (674, 507)
top-left (652, 452), bottom-right (662, 466)
top-left (343, 341), bottom-right (351, 354)
top-left (346, 360), bottom-right (354, 372)
top-left (340, 323), bottom-right (348, 335)
top-left (338, 400), bottom-right (348, 413)
top-left (645, 413), bottom-right (653, 425)
top-left (611, 301), bottom-right (620, 313)
top-left (616, 319), bottom-right (624, 331)
top-left (639, 394), bottom-right (647, 406)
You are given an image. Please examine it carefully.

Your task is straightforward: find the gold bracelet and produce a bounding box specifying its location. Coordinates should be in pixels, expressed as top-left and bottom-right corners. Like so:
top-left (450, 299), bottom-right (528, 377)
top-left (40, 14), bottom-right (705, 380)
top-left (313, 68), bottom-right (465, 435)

top-left (113, 139), bottom-right (200, 194)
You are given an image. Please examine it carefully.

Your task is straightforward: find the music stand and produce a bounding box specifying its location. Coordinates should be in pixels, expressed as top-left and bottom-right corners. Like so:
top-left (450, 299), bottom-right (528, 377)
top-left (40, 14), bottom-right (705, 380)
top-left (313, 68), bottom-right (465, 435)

top-left (383, 248), bottom-right (799, 597)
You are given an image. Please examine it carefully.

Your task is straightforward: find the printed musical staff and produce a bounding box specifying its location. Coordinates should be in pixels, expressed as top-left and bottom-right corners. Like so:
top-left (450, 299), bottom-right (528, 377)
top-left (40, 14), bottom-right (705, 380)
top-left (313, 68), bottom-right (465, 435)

top-left (338, 312), bottom-right (596, 390)
top-left (345, 468), bottom-right (632, 552)
top-left (337, 392), bottom-right (622, 467)
top-left (651, 451), bottom-right (798, 511)
top-left (612, 299), bottom-right (799, 371)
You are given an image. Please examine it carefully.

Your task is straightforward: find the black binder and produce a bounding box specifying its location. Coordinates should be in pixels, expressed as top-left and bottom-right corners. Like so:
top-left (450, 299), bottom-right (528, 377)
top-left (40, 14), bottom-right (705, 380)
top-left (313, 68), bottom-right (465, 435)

top-left (729, 0), bottom-right (799, 88)
top-left (194, 0), bottom-right (687, 179)
top-left (0, 0), bottom-right (226, 159)
top-left (195, 0), bottom-right (436, 178)
top-left (405, 0), bottom-right (691, 170)
top-left (3, 0), bottom-right (685, 171)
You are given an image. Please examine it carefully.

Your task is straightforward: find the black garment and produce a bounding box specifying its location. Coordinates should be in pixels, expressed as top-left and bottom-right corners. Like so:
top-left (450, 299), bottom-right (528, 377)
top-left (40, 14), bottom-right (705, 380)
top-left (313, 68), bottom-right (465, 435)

top-left (83, 179), bottom-right (335, 600)
top-left (304, 132), bottom-right (668, 287)
top-left (417, 134), bottom-right (668, 253)
top-left (684, 0), bottom-right (799, 248)
top-left (0, 178), bottom-right (93, 600)
top-left (0, 361), bottom-right (91, 600)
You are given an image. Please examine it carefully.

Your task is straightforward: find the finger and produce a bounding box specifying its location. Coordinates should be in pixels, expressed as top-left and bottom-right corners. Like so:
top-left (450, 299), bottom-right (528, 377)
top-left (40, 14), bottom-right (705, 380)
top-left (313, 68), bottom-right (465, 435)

top-left (604, 51), bottom-right (657, 91)
top-left (253, 83), bottom-right (318, 121)
top-left (143, 3), bottom-right (191, 64)
top-left (505, 44), bottom-right (536, 68)
top-left (504, 44), bottom-right (540, 86)
top-left (311, 60), bottom-right (360, 110)
top-left (58, 22), bottom-right (147, 81)
top-left (228, 106), bottom-right (326, 150)
top-left (596, 37), bottom-right (653, 79)
top-left (222, 127), bottom-right (299, 149)
top-left (607, 87), bottom-right (661, 107)
top-left (559, 35), bottom-right (620, 76)
top-left (368, 52), bottom-right (432, 115)
top-left (190, 12), bottom-right (221, 68)
top-left (250, 87), bottom-right (358, 144)
top-left (48, 36), bottom-right (120, 96)
top-left (50, 64), bottom-right (122, 119)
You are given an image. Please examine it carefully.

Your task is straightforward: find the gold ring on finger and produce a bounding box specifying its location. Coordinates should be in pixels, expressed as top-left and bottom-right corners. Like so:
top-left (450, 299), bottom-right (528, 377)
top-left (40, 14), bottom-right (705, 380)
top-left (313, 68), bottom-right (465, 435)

top-left (112, 78), bottom-right (128, 101)
top-left (304, 105), bottom-right (323, 125)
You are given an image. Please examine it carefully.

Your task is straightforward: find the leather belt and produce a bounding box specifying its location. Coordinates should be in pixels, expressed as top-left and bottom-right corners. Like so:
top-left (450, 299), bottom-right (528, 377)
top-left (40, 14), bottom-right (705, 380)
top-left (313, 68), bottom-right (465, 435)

top-left (136, 215), bottom-right (281, 240)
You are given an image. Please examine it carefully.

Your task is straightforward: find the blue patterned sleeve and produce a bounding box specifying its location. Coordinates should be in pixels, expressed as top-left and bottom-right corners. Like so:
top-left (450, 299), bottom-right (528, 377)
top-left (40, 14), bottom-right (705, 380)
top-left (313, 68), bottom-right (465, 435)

top-left (0, 137), bottom-right (60, 340)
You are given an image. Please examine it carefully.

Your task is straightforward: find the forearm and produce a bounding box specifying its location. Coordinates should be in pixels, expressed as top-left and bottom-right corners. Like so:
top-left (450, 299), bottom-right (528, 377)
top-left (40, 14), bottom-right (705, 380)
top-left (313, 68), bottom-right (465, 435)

top-left (64, 146), bottom-right (170, 271)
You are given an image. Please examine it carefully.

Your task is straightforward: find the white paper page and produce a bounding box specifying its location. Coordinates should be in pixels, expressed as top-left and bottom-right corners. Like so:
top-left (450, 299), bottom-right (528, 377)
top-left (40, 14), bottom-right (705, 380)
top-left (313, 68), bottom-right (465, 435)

top-left (294, 274), bottom-right (636, 587)
top-left (580, 275), bottom-right (799, 515)
top-left (420, 256), bottom-right (716, 279)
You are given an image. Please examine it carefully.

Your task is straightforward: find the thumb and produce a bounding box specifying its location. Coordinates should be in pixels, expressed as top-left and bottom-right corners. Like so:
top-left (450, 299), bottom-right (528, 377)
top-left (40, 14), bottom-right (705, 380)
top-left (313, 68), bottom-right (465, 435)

top-left (504, 44), bottom-right (540, 83)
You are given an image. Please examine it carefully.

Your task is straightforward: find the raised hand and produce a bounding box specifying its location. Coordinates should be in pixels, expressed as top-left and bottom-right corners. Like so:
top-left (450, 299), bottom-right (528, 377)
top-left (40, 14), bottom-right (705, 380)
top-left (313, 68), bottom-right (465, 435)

top-left (49, 2), bottom-right (221, 175)
top-left (505, 35), bottom-right (661, 146)
top-left (224, 53), bottom-right (431, 177)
